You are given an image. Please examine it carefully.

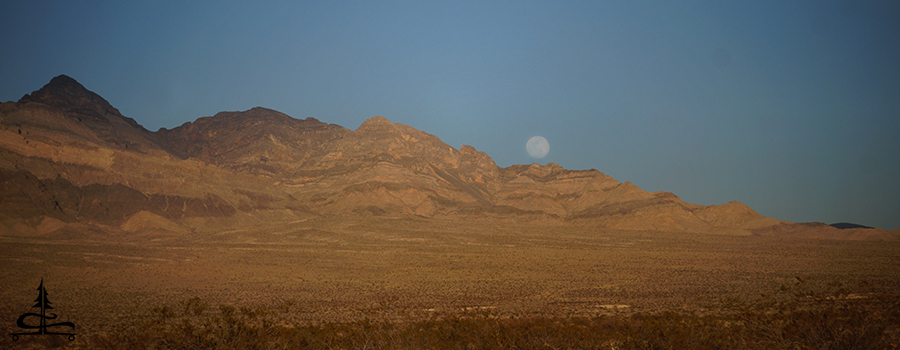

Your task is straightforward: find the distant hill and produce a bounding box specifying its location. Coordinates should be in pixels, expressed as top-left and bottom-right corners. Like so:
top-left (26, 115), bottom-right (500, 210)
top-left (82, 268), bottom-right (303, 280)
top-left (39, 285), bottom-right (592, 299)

top-left (829, 222), bottom-right (874, 230)
top-left (2, 75), bottom-right (896, 241)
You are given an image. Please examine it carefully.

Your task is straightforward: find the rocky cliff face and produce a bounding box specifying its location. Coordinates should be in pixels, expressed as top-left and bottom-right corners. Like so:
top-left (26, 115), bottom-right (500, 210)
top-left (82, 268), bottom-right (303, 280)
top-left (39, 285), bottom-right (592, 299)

top-left (2, 76), bottom-right (895, 240)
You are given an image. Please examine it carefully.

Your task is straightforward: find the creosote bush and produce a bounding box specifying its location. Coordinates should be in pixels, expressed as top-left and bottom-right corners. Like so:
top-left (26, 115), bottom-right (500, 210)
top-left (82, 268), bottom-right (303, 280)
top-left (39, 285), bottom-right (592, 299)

top-left (77, 280), bottom-right (899, 350)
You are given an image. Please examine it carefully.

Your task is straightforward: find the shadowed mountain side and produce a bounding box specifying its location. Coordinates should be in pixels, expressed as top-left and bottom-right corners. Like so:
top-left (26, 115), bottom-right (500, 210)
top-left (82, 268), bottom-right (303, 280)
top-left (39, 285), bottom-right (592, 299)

top-left (829, 222), bottom-right (874, 230)
top-left (156, 107), bottom-right (350, 177)
top-left (14, 75), bottom-right (164, 152)
top-left (0, 168), bottom-right (234, 220)
top-left (751, 222), bottom-right (900, 241)
top-left (1, 75), bottom-right (891, 240)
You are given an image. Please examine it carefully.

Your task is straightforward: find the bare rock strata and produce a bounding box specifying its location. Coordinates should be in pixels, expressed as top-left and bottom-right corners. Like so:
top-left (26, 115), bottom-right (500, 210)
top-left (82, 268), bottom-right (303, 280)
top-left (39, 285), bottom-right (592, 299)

top-left (1, 75), bottom-right (895, 240)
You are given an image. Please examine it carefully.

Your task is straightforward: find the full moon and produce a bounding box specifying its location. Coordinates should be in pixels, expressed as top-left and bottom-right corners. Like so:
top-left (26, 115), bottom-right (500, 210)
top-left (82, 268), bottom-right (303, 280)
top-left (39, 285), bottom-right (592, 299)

top-left (526, 136), bottom-right (550, 159)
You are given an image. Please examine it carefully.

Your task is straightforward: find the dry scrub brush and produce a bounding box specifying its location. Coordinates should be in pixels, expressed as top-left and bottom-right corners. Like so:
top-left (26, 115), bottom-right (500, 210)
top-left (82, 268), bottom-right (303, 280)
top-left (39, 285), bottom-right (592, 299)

top-left (64, 279), bottom-right (900, 350)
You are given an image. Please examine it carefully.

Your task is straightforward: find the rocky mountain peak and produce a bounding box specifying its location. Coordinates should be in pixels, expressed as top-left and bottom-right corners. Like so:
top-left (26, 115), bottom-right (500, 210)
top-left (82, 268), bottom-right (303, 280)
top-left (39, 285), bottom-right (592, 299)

top-left (11, 75), bottom-right (157, 151)
top-left (345, 116), bottom-right (445, 159)
top-left (19, 74), bottom-right (86, 101)
top-left (165, 107), bottom-right (329, 133)
top-left (156, 107), bottom-right (349, 166)
top-left (19, 75), bottom-right (117, 117)
top-left (356, 115), bottom-right (396, 132)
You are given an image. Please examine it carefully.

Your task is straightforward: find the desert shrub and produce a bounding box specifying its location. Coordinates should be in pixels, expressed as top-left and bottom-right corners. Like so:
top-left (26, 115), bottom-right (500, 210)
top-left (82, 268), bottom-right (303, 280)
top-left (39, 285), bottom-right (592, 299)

top-left (731, 278), bottom-right (900, 350)
top-left (78, 280), bottom-right (899, 350)
top-left (88, 299), bottom-right (276, 350)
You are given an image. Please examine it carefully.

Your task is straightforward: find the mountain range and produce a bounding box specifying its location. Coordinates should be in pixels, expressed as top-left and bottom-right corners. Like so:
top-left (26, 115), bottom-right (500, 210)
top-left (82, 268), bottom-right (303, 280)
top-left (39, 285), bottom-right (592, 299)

top-left (2, 75), bottom-right (896, 240)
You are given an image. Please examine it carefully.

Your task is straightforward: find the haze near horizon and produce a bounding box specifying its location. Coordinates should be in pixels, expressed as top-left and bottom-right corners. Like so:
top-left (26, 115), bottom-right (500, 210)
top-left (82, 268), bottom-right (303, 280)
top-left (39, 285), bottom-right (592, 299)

top-left (1, 2), bottom-right (898, 230)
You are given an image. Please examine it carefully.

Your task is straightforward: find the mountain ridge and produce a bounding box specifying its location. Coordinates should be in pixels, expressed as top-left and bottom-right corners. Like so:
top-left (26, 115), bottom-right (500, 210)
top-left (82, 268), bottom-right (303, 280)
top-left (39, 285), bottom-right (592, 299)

top-left (16, 74), bottom-right (163, 152)
top-left (2, 75), bottom-right (896, 241)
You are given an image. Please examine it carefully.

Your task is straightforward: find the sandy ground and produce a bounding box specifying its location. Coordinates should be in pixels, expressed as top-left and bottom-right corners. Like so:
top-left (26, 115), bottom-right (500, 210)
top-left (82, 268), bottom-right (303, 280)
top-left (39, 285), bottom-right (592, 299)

top-left (2, 216), bottom-right (898, 339)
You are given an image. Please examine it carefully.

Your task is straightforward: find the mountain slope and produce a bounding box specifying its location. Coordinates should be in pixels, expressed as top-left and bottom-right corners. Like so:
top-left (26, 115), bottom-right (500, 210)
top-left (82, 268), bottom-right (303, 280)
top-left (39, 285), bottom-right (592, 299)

top-left (14, 74), bottom-right (163, 152)
top-left (157, 107), bottom-right (349, 176)
top-left (1, 75), bottom-right (892, 240)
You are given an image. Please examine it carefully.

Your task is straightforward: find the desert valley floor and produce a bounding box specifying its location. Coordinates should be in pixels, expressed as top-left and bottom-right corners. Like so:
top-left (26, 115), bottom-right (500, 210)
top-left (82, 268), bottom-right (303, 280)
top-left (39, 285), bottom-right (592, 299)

top-left (2, 216), bottom-right (899, 345)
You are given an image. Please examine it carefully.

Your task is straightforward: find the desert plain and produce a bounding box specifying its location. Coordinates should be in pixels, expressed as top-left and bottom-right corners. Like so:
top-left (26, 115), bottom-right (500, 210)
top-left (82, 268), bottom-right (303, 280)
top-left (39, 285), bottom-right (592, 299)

top-left (2, 216), bottom-right (899, 348)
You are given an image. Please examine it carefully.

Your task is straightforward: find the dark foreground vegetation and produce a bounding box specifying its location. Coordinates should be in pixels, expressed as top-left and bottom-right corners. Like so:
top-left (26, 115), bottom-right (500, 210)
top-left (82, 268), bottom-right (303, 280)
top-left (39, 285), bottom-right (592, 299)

top-left (9, 280), bottom-right (899, 350)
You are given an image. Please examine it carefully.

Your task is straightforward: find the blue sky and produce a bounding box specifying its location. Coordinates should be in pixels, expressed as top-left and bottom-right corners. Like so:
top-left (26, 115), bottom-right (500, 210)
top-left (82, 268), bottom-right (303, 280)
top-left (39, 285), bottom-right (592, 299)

top-left (2, 1), bottom-right (898, 229)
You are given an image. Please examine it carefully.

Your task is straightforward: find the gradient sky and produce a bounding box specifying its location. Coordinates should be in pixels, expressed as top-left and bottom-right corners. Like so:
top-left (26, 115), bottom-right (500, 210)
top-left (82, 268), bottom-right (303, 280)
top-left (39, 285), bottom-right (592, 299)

top-left (2, 1), bottom-right (898, 230)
